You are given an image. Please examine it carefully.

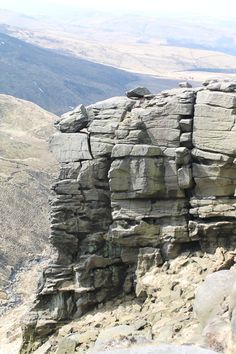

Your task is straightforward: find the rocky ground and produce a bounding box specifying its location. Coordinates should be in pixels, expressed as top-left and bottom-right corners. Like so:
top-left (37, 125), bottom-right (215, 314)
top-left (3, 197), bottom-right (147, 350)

top-left (0, 247), bottom-right (232, 354)
top-left (24, 248), bottom-right (236, 354)
top-left (0, 255), bottom-right (51, 354)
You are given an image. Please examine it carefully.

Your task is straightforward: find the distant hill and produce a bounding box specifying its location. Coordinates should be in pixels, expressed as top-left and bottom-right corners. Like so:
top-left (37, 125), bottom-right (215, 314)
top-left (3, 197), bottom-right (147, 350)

top-left (0, 94), bottom-right (57, 289)
top-left (0, 31), bottom-right (179, 115)
top-left (1, 9), bottom-right (236, 84)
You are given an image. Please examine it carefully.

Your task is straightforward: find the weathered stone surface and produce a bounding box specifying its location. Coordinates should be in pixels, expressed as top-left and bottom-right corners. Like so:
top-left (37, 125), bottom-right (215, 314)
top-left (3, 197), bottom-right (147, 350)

top-left (111, 144), bottom-right (162, 158)
top-left (190, 198), bottom-right (236, 219)
top-left (49, 133), bottom-right (92, 162)
top-left (180, 132), bottom-right (192, 147)
top-left (22, 83), bottom-right (236, 354)
top-left (110, 220), bottom-right (160, 247)
top-left (111, 199), bottom-right (188, 220)
top-left (136, 248), bottom-right (163, 294)
top-left (126, 87), bottom-right (151, 98)
top-left (196, 90), bottom-right (236, 108)
top-left (138, 108), bottom-right (180, 147)
top-left (175, 147), bottom-right (191, 165)
top-left (194, 104), bottom-right (235, 119)
top-left (90, 136), bottom-right (114, 157)
top-left (109, 157), bottom-right (165, 198)
top-left (204, 80), bottom-right (236, 93)
top-left (164, 160), bottom-right (185, 198)
top-left (193, 129), bottom-right (236, 155)
top-left (55, 104), bottom-right (88, 133)
top-left (55, 336), bottom-right (76, 354)
top-left (87, 96), bottom-right (135, 117)
top-left (192, 148), bottom-right (232, 165)
top-left (179, 118), bottom-right (192, 132)
top-left (89, 119), bottom-right (120, 134)
top-left (177, 166), bottom-right (193, 189)
top-left (192, 163), bottom-right (236, 197)
top-left (193, 92), bottom-right (236, 155)
top-left (87, 97), bottom-right (135, 138)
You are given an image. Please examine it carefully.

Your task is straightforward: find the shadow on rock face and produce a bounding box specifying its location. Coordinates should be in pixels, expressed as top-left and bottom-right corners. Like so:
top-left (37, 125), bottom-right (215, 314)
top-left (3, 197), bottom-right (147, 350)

top-left (20, 81), bottom-right (236, 353)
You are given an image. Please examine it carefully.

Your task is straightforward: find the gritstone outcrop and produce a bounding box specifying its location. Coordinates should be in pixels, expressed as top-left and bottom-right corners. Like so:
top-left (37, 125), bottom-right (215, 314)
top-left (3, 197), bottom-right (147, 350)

top-left (20, 81), bottom-right (236, 353)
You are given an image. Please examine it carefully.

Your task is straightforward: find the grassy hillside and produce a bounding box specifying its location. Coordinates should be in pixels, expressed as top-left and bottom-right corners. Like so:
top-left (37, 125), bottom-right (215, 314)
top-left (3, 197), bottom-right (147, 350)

top-left (0, 31), bottom-right (179, 115)
top-left (0, 94), bottom-right (57, 290)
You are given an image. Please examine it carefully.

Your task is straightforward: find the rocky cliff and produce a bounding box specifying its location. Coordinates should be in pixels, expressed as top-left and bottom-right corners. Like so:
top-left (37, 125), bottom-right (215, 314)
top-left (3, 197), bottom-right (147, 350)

top-left (21, 81), bottom-right (236, 353)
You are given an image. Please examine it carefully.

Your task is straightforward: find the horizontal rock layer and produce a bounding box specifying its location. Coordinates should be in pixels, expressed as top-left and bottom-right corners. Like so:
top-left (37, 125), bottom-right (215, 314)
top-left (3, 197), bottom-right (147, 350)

top-left (21, 82), bottom-right (236, 353)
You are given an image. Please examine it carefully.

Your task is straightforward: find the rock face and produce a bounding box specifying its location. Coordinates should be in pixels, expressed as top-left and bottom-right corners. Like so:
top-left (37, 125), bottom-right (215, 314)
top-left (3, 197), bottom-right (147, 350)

top-left (21, 82), bottom-right (236, 353)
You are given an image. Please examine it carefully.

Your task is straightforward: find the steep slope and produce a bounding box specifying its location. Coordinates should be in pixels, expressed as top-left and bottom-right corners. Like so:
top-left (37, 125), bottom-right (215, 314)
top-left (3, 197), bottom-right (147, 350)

top-left (0, 94), bottom-right (57, 291)
top-left (0, 31), bottom-right (179, 115)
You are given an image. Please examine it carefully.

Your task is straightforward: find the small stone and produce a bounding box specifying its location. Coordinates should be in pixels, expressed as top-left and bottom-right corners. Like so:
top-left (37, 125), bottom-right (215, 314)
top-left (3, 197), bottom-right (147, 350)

top-left (180, 132), bottom-right (192, 148)
top-left (55, 336), bottom-right (76, 354)
top-left (175, 147), bottom-right (191, 165)
top-left (0, 291), bottom-right (7, 300)
top-left (126, 87), bottom-right (151, 98)
top-left (177, 166), bottom-right (193, 189)
top-left (179, 119), bottom-right (192, 132)
top-left (178, 81), bottom-right (192, 88)
top-left (134, 319), bottom-right (147, 330)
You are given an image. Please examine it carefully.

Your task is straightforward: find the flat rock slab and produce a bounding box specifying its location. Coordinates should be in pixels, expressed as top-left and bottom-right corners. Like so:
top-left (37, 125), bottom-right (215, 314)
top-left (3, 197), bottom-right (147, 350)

top-left (49, 133), bottom-right (92, 162)
top-left (112, 144), bottom-right (162, 158)
top-left (196, 90), bottom-right (236, 108)
top-left (193, 92), bottom-right (236, 155)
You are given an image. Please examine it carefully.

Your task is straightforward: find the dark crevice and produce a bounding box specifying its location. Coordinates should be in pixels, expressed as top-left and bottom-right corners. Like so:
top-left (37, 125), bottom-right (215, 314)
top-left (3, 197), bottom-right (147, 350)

top-left (192, 216), bottom-right (236, 223)
top-left (87, 132), bottom-right (94, 159)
